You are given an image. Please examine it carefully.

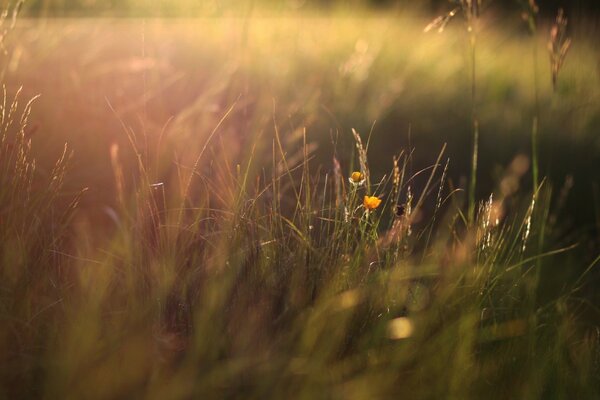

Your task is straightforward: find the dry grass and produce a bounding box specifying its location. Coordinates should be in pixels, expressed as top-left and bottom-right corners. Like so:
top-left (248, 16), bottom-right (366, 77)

top-left (0, 5), bottom-right (599, 399)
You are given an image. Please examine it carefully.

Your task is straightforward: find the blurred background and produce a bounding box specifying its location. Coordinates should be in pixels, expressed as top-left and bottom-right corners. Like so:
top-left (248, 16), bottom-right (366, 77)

top-left (12, 0), bottom-right (600, 17)
top-left (2, 0), bottom-right (599, 242)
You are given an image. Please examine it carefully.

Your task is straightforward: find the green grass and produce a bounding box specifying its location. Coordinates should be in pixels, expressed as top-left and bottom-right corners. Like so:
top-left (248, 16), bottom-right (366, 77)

top-left (1, 4), bottom-right (600, 399)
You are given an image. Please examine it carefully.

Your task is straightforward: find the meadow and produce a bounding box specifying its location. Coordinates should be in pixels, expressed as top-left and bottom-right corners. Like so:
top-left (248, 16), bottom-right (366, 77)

top-left (1, 1), bottom-right (599, 398)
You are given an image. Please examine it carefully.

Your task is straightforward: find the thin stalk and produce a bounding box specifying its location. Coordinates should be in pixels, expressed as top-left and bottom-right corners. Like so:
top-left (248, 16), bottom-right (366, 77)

top-left (531, 116), bottom-right (539, 189)
top-left (468, 25), bottom-right (478, 226)
top-left (530, 7), bottom-right (540, 191)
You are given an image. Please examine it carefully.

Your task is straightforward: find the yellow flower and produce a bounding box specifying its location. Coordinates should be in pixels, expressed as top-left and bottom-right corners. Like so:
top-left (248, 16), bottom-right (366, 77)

top-left (349, 171), bottom-right (365, 186)
top-left (363, 195), bottom-right (382, 210)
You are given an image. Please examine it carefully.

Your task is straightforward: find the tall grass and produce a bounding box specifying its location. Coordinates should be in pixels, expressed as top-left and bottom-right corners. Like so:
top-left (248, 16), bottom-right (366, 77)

top-left (1, 3), bottom-right (599, 399)
top-left (2, 99), bottom-right (598, 398)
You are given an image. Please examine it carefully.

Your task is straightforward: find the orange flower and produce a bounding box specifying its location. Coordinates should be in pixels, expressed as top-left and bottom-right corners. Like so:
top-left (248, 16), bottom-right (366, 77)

top-left (363, 195), bottom-right (382, 210)
top-left (349, 171), bottom-right (365, 186)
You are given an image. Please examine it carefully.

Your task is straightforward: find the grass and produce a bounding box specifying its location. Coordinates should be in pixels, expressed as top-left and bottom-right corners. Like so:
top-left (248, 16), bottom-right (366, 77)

top-left (1, 3), bottom-right (600, 399)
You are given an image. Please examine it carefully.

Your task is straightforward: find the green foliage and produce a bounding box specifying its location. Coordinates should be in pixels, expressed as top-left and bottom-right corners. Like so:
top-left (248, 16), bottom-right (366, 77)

top-left (0, 3), bottom-right (599, 399)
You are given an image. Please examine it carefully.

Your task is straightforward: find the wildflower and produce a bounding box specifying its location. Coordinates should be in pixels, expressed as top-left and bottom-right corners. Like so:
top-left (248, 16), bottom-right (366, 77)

top-left (363, 195), bottom-right (382, 210)
top-left (349, 171), bottom-right (365, 186)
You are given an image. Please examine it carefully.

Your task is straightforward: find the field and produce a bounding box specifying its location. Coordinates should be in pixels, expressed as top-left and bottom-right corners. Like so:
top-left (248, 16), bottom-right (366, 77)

top-left (1, 2), bottom-right (600, 399)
